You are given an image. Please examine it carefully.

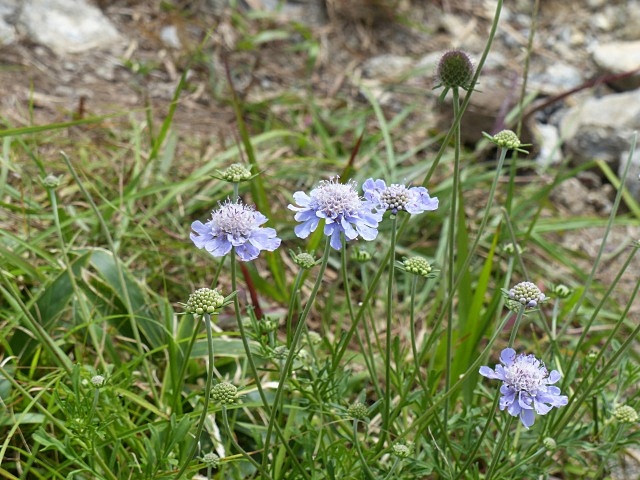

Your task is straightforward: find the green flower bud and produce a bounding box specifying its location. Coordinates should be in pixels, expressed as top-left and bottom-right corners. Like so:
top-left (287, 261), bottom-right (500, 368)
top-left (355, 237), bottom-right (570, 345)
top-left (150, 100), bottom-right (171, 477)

top-left (483, 130), bottom-right (530, 154)
top-left (42, 174), bottom-right (62, 189)
top-left (90, 375), bottom-right (106, 388)
top-left (211, 382), bottom-right (238, 405)
top-left (258, 318), bottom-right (279, 334)
top-left (436, 50), bottom-right (474, 91)
top-left (305, 331), bottom-right (322, 345)
top-left (507, 281), bottom-right (546, 309)
top-left (586, 350), bottom-right (598, 363)
top-left (542, 437), bottom-right (557, 451)
top-left (347, 401), bottom-right (369, 420)
top-left (502, 242), bottom-right (523, 255)
top-left (291, 250), bottom-right (318, 269)
top-left (186, 288), bottom-right (225, 315)
top-left (202, 452), bottom-right (220, 468)
top-left (392, 443), bottom-right (412, 458)
top-left (402, 256), bottom-right (432, 277)
top-left (553, 284), bottom-right (572, 299)
top-left (351, 247), bottom-right (372, 263)
top-left (613, 405), bottom-right (638, 424)
top-left (220, 163), bottom-right (252, 183)
top-left (273, 345), bottom-right (289, 360)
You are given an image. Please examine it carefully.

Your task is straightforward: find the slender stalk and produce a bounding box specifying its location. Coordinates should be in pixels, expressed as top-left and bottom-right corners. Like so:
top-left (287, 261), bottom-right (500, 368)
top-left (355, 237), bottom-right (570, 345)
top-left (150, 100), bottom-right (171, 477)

top-left (353, 419), bottom-right (376, 479)
top-left (221, 406), bottom-right (272, 478)
top-left (485, 415), bottom-right (513, 480)
top-left (174, 313), bottom-right (215, 480)
top-left (444, 86), bottom-right (462, 437)
top-left (380, 215), bottom-right (398, 449)
top-left (262, 238), bottom-right (331, 476)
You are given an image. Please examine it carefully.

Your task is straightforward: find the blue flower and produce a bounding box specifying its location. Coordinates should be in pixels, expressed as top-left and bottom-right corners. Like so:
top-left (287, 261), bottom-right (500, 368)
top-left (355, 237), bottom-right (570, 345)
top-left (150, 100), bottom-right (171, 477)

top-left (191, 199), bottom-right (281, 261)
top-left (479, 348), bottom-right (568, 428)
top-left (288, 177), bottom-right (381, 250)
top-left (362, 178), bottom-right (439, 215)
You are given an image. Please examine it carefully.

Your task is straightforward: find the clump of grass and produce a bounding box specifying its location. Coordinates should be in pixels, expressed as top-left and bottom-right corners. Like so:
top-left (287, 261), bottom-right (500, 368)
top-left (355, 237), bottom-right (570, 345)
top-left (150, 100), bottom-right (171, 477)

top-left (2, 1), bottom-right (640, 479)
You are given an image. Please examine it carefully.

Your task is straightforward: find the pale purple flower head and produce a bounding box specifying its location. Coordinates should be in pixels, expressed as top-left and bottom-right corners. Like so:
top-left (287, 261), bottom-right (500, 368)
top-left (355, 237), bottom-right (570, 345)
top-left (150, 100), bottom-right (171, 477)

top-left (362, 178), bottom-right (439, 215)
top-left (288, 177), bottom-right (381, 250)
top-left (479, 348), bottom-right (568, 428)
top-left (191, 199), bottom-right (281, 261)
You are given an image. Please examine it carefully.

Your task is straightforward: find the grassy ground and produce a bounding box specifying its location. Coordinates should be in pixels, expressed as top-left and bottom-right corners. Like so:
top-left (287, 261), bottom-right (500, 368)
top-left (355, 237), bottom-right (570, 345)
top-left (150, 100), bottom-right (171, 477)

top-left (1, 1), bottom-right (640, 479)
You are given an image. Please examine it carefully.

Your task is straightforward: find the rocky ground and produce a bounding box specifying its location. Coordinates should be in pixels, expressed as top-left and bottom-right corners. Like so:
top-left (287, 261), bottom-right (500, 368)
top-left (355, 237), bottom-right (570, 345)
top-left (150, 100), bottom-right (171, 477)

top-left (2, 0), bottom-right (639, 298)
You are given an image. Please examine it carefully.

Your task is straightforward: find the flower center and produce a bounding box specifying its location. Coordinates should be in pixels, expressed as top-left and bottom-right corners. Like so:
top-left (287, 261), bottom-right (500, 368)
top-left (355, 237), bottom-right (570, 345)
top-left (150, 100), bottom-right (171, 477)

top-left (504, 355), bottom-right (547, 393)
top-left (212, 202), bottom-right (256, 237)
top-left (313, 178), bottom-right (361, 217)
top-left (380, 184), bottom-right (410, 211)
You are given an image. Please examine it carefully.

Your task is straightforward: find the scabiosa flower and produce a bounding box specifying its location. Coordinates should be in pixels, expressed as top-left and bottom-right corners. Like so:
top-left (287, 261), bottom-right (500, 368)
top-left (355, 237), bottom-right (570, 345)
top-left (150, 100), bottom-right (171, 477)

top-left (288, 177), bottom-right (381, 250)
top-left (362, 178), bottom-right (439, 216)
top-left (479, 348), bottom-right (568, 428)
top-left (191, 199), bottom-right (281, 262)
top-left (483, 129), bottom-right (531, 154)
top-left (507, 281), bottom-right (546, 309)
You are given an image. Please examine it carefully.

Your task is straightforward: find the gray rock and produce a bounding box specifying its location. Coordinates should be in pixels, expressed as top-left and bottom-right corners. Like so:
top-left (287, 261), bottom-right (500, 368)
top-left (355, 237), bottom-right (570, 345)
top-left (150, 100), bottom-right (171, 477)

top-left (560, 90), bottom-right (640, 170)
top-left (619, 145), bottom-right (640, 199)
top-left (0, 0), bottom-right (17, 45)
top-left (592, 41), bottom-right (640, 90)
top-left (530, 122), bottom-right (563, 168)
top-left (360, 54), bottom-right (413, 82)
top-left (529, 63), bottom-right (584, 95)
top-left (161, 25), bottom-right (181, 49)
top-left (18, 0), bottom-right (123, 55)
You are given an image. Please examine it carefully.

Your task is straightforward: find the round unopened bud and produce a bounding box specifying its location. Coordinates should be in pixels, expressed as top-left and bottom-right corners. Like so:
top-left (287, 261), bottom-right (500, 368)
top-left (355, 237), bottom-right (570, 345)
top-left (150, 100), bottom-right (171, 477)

top-left (202, 452), bottom-right (220, 468)
top-left (91, 375), bottom-right (106, 388)
top-left (553, 284), bottom-right (571, 299)
top-left (222, 163), bottom-right (252, 183)
top-left (436, 50), bottom-right (474, 90)
top-left (292, 251), bottom-right (317, 269)
top-left (492, 130), bottom-right (522, 149)
top-left (347, 401), bottom-right (369, 420)
top-left (392, 443), bottom-right (412, 458)
top-left (42, 174), bottom-right (62, 189)
top-left (259, 318), bottom-right (278, 334)
top-left (305, 331), bottom-right (322, 345)
top-left (273, 345), bottom-right (289, 360)
top-left (586, 350), bottom-right (598, 363)
top-left (186, 288), bottom-right (225, 315)
top-left (211, 382), bottom-right (238, 405)
top-left (508, 281), bottom-right (546, 309)
top-left (351, 247), bottom-right (372, 263)
top-left (614, 405), bottom-right (638, 424)
top-left (542, 437), bottom-right (557, 451)
top-left (403, 257), bottom-right (432, 277)
top-left (502, 242), bottom-right (523, 255)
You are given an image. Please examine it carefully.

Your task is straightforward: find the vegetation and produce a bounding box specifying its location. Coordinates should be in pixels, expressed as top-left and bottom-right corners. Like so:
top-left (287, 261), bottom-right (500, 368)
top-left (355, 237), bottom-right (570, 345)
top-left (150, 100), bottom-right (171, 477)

top-left (1, 1), bottom-right (639, 479)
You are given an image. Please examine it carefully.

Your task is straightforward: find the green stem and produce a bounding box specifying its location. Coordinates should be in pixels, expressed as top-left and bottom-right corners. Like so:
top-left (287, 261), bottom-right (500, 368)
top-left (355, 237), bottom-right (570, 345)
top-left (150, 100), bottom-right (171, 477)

top-left (222, 406), bottom-right (272, 478)
top-left (485, 415), bottom-right (513, 480)
top-left (353, 419), bottom-right (376, 479)
top-left (261, 239), bottom-right (331, 477)
top-left (380, 215), bottom-right (398, 449)
top-left (174, 313), bottom-right (216, 480)
top-left (444, 86), bottom-right (462, 437)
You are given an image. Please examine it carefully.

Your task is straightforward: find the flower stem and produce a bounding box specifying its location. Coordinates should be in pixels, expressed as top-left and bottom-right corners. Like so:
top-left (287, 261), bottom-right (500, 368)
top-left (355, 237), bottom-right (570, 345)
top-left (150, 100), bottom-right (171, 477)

top-left (222, 406), bottom-right (271, 478)
top-left (485, 415), bottom-right (513, 480)
top-left (380, 214), bottom-right (398, 449)
top-left (443, 86), bottom-right (462, 439)
top-left (261, 238), bottom-right (331, 476)
top-left (174, 313), bottom-right (215, 480)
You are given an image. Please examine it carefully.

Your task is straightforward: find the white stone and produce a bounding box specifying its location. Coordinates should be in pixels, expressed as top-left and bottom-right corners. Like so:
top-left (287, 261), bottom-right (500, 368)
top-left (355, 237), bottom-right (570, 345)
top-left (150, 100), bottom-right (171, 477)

top-left (592, 41), bottom-right (640, 90)
top-left (161, 25), bottom-right (181, 49)
top-left (560, 90), bottom-right (640, 169)
top-left (19, 0), bottom-right (123, 55)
